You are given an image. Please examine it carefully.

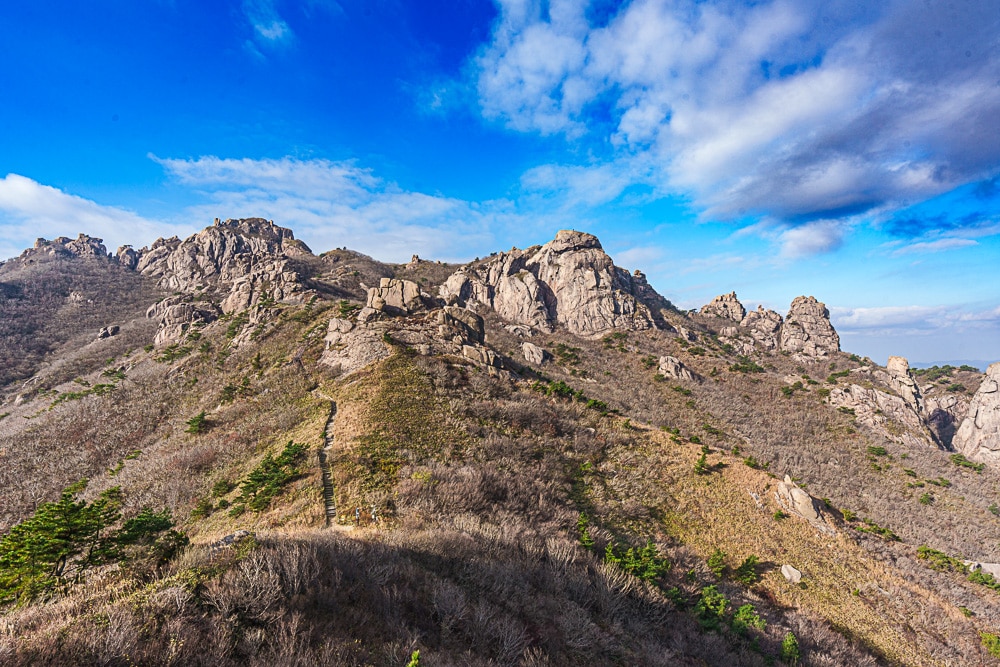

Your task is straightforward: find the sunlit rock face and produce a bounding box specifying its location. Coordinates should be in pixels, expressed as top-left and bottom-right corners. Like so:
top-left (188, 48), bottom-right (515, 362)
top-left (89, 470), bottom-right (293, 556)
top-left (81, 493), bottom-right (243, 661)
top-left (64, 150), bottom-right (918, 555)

top-left (439, 230), bottom-right (657, 337)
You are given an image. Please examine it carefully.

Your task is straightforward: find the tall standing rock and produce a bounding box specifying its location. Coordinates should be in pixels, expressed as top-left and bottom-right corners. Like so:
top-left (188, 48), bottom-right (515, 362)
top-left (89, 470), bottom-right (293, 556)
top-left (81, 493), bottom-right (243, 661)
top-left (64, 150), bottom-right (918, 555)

top-left (779, 296), bottom-right (840, 357)
top-left (953, 363), bottom-right (1000, 462)
top-left (700, 292), bottom-right (746, 322)
top-left (439, 230), bottom-right (658, 337)
top-left (740, 306), bottom-right (784, 351)
top-left (886, 356), bottom-right (923, 415)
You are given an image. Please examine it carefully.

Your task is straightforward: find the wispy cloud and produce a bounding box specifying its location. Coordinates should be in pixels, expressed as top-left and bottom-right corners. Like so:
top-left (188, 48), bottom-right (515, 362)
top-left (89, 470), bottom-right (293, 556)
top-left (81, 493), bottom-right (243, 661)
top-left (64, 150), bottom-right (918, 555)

top-left (473, 0), bottom-right (1000, 253)
top-left (0, 174), bottom-right (193, 261)
top-left (891, 238), bottom-right (979, 256)
top-left (243, 0), bottom-right (293, 50)
top-left (153, 155), bottom-right (540, 262)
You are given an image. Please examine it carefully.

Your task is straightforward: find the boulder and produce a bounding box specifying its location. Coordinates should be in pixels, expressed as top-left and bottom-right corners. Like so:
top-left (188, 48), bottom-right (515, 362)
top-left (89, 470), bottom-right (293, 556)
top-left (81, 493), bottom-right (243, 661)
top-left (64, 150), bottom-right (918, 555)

top-left (439, 306), bottom-right (485, 344)
top-left (23, 234), bottom-right (110, 261)
top-left (97, 325), bottom-right (120, 339)
top-left (367, 278), bottom-right (431, 315)
top-left (953, 363), bottom-right (1000, 462)
top-left (700, 292), bottom-right (746, 322)
top-left (740, 306), bottom-right (784, 351)
top-left (780, 564), bottom-right (802, 584)
top-left (779, 296), bottom-right (840, 357)
top-left (319, 317), bottom-right (391, 376)
top-left (115, 245), bottom-right (139, 270)
top-left (775, 475), bottom-right (833, 534)
top-left (439, 230), bottom-right (658, 337)
top-left (658, 356), bottom-right (699, 382)
top-left (462, 344), bottom-right (502, 368)
top-left (521, 342), bottom-right (548, 365)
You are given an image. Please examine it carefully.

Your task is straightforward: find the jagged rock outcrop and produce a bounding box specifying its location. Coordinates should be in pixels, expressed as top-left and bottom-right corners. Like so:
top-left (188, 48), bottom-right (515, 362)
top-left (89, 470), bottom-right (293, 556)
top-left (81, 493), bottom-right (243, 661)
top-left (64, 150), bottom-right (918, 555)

top-left (365, 278), bottom-right (434, 317)
top-left (700, 292), bottom-right (746, 322)
top-left (439, 306), bottom-right (485, 345)
top-left (775, 475), bottom-right (834, 534)
top-left (658, 356), bottom-right (699, 382)
top-left (779, 296), bottom-right (840, 357)
top-left (925, 393), bottom-right (971, 448)
top-left (953, 363), bottom-right (1000, 462)
top-left (886, 356), bottom-right (923, 415)
top-left (439, 230), bottom-right (656, 337)
top-left (20, 234), bottom-right (111, 262)
top-left (135, 218), bottom-right (313, 315)
top-left (146, 296), bottom-right (221, 347)
top-left (827, 383), bottom-right (933, 448)
top-left (97, 325), bottom-right (119, 340)
top-left (115, 245), bottom-right (139, 270)
top-left (740, 306), bottom-right (784, 351)
top-left (320, 317), bottom-right (391, 376)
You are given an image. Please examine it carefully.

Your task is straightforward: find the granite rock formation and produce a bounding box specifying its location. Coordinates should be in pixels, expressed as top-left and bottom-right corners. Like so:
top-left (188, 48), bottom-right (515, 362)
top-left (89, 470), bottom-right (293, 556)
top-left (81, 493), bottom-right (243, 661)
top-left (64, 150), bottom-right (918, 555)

top-left (700, 292), bottom-right (746, 322)
top-left (779, 296), bottom-right (840, 357)
top-left (439, 230), bottom-right (657, 337)
top-left (953, 363), bottom-right (1000, 462)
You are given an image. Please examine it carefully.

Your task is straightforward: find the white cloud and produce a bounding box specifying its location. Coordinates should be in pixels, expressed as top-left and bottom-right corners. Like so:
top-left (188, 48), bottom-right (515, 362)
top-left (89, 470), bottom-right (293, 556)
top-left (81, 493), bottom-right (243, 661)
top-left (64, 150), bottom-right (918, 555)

top-left (154, 156), bottom-right (546, 262)
top-left (243, 0), bottom-right (293, 47)
top-left (0, 174), bottom-right (194, 261)
top-left (891, 238), bottom-right (978, 256)
top-left (472, 0), bottom-right (1000, 247)
top-left (778, 220), bottom-right (845, 258)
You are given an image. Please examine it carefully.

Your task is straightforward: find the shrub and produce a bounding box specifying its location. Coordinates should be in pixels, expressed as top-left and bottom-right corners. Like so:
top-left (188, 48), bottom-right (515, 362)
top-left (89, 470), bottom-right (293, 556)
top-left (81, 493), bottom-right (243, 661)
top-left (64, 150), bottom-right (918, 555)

top-left (229, 441), bottom-right (308, 514)
top-left (731, 603), bottom-right (766, 634)
top-left (707, 548), bottom-right (727, 578)
top-left (919, 493), bottom-right (933, 505)
top-left (604, 540), bottom-right (670, 581)
top-left (694, 452), bottom-right (710, 475)
top-left (185, 411), bottom-right (207, 434)
top-left (734, 555), bottom-right (760, 585)
top-left (915, 546), bottom-right (967, 573)
top-left (576, 513), bottom-right (594, 549)
top-left (867, 446), bottom-right (888, 457)
top-left (982, 632), bottom-right (1000, 658)
top-left (694, 585), bottom-right (729, 629)
top-left (729, 357), bottom-right (764, 373)
top-left (949, 453), bottom-right (984, 472)
top-left (781, 631), bottom-right (801, 664)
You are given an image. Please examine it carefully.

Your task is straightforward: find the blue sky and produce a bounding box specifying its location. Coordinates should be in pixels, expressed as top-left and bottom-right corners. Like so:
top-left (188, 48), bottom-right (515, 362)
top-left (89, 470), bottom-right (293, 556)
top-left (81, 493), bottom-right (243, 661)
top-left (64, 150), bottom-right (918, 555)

top-left (1, 0), bottom-right (999, 365)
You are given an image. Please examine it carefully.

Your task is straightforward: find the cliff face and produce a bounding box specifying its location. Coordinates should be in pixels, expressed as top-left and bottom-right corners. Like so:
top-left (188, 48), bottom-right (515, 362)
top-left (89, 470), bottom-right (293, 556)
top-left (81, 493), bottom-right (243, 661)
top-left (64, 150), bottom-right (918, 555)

top-left (954, 363), bottom-right (1000, 462)
top-left (439, 230), bottom-right (658, 336)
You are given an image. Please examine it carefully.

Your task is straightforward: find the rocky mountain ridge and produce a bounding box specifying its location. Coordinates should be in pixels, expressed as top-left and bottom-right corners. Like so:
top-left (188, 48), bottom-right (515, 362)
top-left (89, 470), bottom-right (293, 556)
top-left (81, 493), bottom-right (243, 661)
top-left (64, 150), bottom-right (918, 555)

top-left (2, 216), bottom-right (1000, 666)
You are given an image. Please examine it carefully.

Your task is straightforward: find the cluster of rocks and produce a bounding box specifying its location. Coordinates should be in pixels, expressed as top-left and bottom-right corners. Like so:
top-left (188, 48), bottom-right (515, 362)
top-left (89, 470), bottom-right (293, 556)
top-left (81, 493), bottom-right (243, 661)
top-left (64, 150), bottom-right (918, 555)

top-left (320, 276), bottom-right (509, 377)
top-left (18, 234), bottom-right (113, 263)
top-left (657, 355), bottom-right (699, 382)
top-left (439, 230), bottom-right (658, 337)
top-left (135, 219), bottom-right (315, 346)
top-left (701, 292), bottom-right (839, 358)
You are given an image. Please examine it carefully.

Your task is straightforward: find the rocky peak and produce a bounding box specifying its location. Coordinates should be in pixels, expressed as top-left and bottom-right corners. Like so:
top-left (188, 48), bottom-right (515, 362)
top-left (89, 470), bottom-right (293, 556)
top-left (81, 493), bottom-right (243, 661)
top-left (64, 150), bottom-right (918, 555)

top-left (779, 296), bottom-right (840, 357)
top-left (953, 363), bottom-right (1000, 462)
top-left (740, 306), bottom-right (783, 351)
top-left (700, 292), bottom-right (746, 322)
top-left (886, 356), bottom-right (923, 415)
top-left (21, 234), bottom-right (110, 261)
top-left (439, 230), bottom-right (657, 337)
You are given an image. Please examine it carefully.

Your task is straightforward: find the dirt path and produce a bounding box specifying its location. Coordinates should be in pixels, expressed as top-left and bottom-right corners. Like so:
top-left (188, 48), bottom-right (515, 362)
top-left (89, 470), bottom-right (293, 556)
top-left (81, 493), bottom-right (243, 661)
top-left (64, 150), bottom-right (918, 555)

top-left (319, 402), bottom-right (338, 526)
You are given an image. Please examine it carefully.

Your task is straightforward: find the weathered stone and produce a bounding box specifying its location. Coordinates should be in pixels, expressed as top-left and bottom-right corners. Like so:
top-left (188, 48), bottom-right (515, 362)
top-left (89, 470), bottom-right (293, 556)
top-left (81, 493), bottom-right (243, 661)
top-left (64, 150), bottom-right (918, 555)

top-left (319, 317), bottom-right (390, 376)
top-left (462, 344), bottom-right (502, 368)
top-left (827, 383), bottom-right (933, 448)
top-left (521, 342), bottom-right (548, 365)
top-left (953, 363), bottom-right (1000, 462)
top-left (146, 296), bottom-right (221, 347)
top-left (658, 356), bottom-right (699, 382)
top-left (925, 393), bottom-right (971, 449)
top-left (740, 306), bottom-right (783, 351)
top-left (439, 306), bottom-right (485, 344)
top-left (23, 234), bottom-right (110, 261)
top-left (135, 218), bottom-right (313, 315)
top-left (779, 296), bottom-right (840, 357)
top-left (887, 356), bottom-right (923, 415)
top-left (367, 278), bottom-right (431, 315)
top-left (780, 564), bottom-right (802, 584)
top-left (115, 245), bottom-right (139, 270)
top-left (504, 324), bottom-right (533, 337)
top-left (439, 230), bottom-right (657, 337)
top-left (775, 475), bottom-right (833, 534)
top-left (97, 325), bottom-right (120, 339)
top-left (700, 292), bottom-right (746, 322)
